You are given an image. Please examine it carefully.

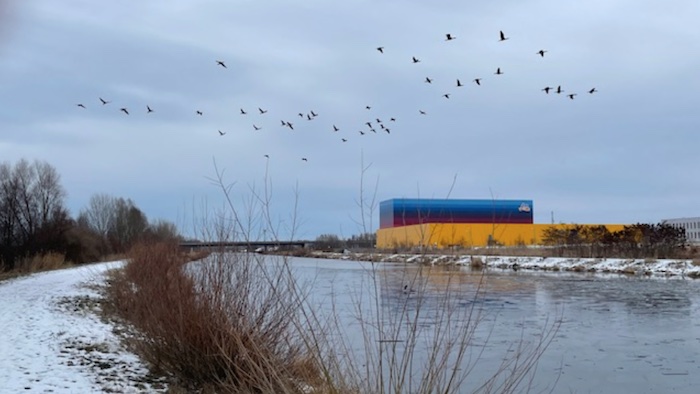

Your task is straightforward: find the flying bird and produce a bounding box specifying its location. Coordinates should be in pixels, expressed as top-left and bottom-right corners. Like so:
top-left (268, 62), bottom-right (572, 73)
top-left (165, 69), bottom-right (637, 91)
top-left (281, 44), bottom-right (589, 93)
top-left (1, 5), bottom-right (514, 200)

top-left (286, 122), bottom-right (294, 130)
top-left (301, 158), bottom-right (308, 162)
top-left (537, 50), bottom-right (547, 57)
top-left (375, 118), bottom-right (382, 123)
top-left (567, 93), bottom-right (577, 100)
top-left (359, 130), bottom-right (365, 135)
top-left (306, 114), bottom-right (313, 120)
top-left (76, 103), bottom-right (86, 109)
top-left (425, 77), bottom-right (433, 83)
top-left (253, 124), bottom-right (261, 130)
top-left (542, 86), bottom-right (552, 94)
top-left (390, 117), bottom-right (396, 122)
top-left (264, 154), bottom-right (269, 158)
top-left (333, 125), bottom-right (339, 132)
top-left (341, 138), bottom-right (347, 142)
top-left (281, 120), bottom-right (287, 126)
top-left (218, 130), bottom-right (226, 136)
top-left (99, 97), bottom-right (110, 105)
top-left (258, 107), bottom-right (267, 114)
top-left (419, 110), bottom-right (426, 115)
top-left (556, 86), bottom-right (563, 94)
top-left (240, 109), bottom-right (247, 115)
top-left (120, 108), bottom-right (129, 115)
top-left (365, 121), bottom-right (372, 128)
top-left (298, 113), bottom-right (304, 118)
top-left (445, 33), bottom-right (456, 41)
top-left (216, 60), bottom-right (226, 68)
top-left (366, 106), bottom-right (371, 110)
top-left (473, 78), bottom-right (482, 85)
top-left (495, 67), bottom-right (503, 75)
top-left (412, 56), bottom-right (421, 63)
top-left (385, 128), bottom-right (391, 134)
top-left (499, 30), bottom-right (509, 41)
top-left (147, 105), bottom-right (153, 113)
top-left (443, 93), bottom-right (451, 99)
top-left (377, 47), bottom-right (384, 53)
top-left (310, 110), bottom-right (318, 117)
top-left (456, 79), bottom-right (463, 87)
top-left (196, 110), bottom-right (203, 115)
top-left (589, 87), bottom-right (598, 94)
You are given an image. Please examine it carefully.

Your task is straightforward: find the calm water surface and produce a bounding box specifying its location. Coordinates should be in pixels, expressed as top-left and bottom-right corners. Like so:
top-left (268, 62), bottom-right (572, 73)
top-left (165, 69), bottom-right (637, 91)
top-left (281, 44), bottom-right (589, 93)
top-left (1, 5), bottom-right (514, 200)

top-left (286, 256), bottom-right (700, 394)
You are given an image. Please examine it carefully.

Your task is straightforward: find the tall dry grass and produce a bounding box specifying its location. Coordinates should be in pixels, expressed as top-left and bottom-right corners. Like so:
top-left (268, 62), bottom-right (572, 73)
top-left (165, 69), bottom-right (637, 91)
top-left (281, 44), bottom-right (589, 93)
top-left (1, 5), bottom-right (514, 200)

top-left (106, 241), bottom-right (325, 393)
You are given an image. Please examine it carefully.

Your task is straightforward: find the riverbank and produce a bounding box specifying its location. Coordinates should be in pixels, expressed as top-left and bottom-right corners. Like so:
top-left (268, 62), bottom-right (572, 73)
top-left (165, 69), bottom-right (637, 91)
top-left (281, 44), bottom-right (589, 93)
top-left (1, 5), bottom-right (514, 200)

top-left (292, 250), bottom-right (700, 278)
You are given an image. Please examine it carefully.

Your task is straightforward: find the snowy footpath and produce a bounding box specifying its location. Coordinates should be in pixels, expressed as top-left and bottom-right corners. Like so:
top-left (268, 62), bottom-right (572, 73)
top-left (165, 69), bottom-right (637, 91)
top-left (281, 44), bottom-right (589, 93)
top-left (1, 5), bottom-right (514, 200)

top-left (0, 262), bottom-right (167, 393)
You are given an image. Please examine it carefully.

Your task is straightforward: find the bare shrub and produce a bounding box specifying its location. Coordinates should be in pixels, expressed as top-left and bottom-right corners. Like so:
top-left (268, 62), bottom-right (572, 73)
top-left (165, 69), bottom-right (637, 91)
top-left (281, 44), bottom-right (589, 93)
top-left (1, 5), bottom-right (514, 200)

top-left (106, 241), bottom-right (322, 393)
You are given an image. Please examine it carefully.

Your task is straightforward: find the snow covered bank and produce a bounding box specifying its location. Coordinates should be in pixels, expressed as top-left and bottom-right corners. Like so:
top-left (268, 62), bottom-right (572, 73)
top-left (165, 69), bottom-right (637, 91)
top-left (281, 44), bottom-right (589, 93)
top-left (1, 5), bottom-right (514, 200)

top-left (0, 262), bottom-right (167, 393)
top-left (306, 251), bottom-right (700, 278)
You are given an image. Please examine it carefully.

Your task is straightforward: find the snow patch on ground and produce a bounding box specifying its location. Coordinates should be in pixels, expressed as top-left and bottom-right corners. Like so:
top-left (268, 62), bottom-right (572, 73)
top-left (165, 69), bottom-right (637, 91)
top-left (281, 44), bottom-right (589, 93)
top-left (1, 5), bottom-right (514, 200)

top-left (307, 252), bottom-right (700, 278)
top-left (0, 262), bottom-right (168, 393)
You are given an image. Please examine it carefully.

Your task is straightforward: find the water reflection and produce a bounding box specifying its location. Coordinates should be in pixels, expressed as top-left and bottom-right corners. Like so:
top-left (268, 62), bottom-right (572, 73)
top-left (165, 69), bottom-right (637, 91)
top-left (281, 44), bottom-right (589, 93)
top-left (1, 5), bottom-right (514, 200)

top-left (287, 256), bottom-right (700, 393)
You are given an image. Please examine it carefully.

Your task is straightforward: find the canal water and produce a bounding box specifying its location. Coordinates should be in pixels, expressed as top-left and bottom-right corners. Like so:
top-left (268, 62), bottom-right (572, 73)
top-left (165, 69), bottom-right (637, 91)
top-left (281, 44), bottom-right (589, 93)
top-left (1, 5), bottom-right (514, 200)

top-left (286, 256), bottom-right (700, 393)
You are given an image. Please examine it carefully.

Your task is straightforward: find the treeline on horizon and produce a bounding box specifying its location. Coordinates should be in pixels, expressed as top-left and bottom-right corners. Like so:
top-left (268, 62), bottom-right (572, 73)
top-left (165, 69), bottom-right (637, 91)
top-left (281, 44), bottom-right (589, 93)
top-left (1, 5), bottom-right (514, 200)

top-left (542, 223), bottom-right (688, 259)
top-left (1, 159), bottom-right (181, 271)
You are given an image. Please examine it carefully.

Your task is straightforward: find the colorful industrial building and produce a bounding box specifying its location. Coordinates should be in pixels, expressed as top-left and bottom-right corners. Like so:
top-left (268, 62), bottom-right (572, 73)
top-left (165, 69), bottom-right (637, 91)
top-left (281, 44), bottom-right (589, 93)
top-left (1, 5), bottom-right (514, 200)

top-left (377, 198), bottom-right (625, 248)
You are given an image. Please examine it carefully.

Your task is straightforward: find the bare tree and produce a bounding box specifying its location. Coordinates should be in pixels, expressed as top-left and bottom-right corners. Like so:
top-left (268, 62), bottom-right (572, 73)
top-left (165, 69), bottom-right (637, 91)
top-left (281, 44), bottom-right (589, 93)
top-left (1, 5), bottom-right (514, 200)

top-left (78, 193), bottom-right (116, 237)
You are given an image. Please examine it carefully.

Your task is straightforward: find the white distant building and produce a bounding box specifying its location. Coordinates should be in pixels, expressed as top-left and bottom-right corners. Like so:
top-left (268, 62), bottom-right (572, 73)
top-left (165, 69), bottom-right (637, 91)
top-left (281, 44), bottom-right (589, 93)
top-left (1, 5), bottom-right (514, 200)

top-left (661, 217), bottom-right (700, 244)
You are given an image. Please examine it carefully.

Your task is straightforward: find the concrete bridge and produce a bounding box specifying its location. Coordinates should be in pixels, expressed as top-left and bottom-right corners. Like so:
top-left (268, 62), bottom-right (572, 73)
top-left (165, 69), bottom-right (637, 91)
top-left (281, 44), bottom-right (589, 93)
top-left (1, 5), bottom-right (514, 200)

top-left (179, 240), bottom-right (313, 252)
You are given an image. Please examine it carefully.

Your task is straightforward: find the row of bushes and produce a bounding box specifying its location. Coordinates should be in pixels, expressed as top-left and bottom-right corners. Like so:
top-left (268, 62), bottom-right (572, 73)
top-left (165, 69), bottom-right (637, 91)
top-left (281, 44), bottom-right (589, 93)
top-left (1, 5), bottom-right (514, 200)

top-left (542, 223), bottom-right (688, 258)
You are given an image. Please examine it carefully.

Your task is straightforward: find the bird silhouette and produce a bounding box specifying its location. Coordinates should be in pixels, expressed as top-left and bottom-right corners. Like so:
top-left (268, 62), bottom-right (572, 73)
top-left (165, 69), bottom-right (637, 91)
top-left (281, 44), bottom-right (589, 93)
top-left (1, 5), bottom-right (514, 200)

top-left (537, 50), bottom-right (547, 57)
top-left (298, 113), bottom-right (304, 118)
top-left (218, 130), bottom-right (226, 136)
top-left (253, 124), bottom-right (261, 130)
top-left (258, 107), bottom-right (268, 114)
top-left (419, 110), bottom-right (426, 115)
top-left (286, 122), bottom-right (294, 130)
top-left (341, 138), bottom-right (347, 142)
top-left (556, 86), bottom-right (563, 94)
top-left (306, 114), bottom-right (313, 120)
top-left (365, 121), bottom-right (372, 128)
top-left (473, 78), bottom-right (482, 86)
top-left (333, 125), bottom-right (339, 132)
top-left (310, 110), bottom-right (318, 117)
top-left (301, 158), bottom-right (308, 162)
top-left (281, 120), bottom-right (287, 126)
top-left (390, 117), bottom-right (396, 122)
top-left (147, 105), bottom-right (153, 113)
top-left (456, 79), bottom-right (463, 87)
top-left (495, 68), bottom-right (503, 75)
top-left (425, 77), bottom-right (433, 83)
top-left (567, 94), bottom-right (577, 100)
top-left (366, 106), bottom-right (371, 110)
top-left (377, 47), bottom-right (384, 53)
top-left (120, 108), bottom-right (129, 115)
top-left (370, 128), bottom-right (377, 133)
top-left (240, 109), bottom-right (247, 115)
top-left (445, 33), bottom-right (455, 41)
top-left (375, 118), bottom-right (382, 123)
top-left (359, 130), bottom-right (365, 135)
top-left (412, 56), bottom-right (421, 63)
top-left (76, 104), bottom-right (86, 109)
top-left (443, 93), bottom-right (451, 99)
top-left (264, 154), bottom-right (269, 158)
top-left (542, 87), bottom-right (552, 94)
top-left (380, 124), bottom-right (385, 129)
top-left (196, 110), bottom-right (203, 115)
top-left (216, 60), bottom-right (226, 68)
top-left (99, 97), bottom-right (110, 105)
top-left (589, 88), bottom-right (597, 94)
top-left (499, 30), bottom-right (509, 41)
top-left (385, 128), bottom-right (391, 134)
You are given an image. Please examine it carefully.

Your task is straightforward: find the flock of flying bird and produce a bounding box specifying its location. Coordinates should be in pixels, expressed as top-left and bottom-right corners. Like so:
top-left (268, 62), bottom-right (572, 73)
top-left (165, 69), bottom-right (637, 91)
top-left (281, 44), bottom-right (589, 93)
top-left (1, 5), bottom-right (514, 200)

top-left (74, 30), bottom-right (597, 163)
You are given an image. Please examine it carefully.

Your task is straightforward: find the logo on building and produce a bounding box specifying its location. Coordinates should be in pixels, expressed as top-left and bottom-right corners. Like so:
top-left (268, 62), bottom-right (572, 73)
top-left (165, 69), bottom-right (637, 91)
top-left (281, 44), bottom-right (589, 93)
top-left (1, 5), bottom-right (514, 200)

top-left (518, 203), bottom-right (531, 213)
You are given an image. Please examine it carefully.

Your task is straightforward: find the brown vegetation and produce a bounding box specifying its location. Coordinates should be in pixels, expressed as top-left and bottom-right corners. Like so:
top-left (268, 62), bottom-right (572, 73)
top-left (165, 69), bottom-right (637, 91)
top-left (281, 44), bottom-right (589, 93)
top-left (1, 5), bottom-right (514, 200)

top-left (105, 241), bottom-right (325, 393)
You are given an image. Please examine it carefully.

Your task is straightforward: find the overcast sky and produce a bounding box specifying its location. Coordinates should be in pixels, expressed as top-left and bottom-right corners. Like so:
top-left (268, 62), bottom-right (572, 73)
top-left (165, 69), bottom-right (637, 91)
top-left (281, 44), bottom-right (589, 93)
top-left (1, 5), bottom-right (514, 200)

top-left (1, 0), bottom-right (699, 239)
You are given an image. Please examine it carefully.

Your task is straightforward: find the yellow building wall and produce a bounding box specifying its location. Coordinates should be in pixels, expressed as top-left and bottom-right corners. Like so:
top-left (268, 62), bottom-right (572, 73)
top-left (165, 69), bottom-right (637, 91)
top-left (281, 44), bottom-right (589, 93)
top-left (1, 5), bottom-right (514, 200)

top-left (377, 223), bottom-right (626, 249)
